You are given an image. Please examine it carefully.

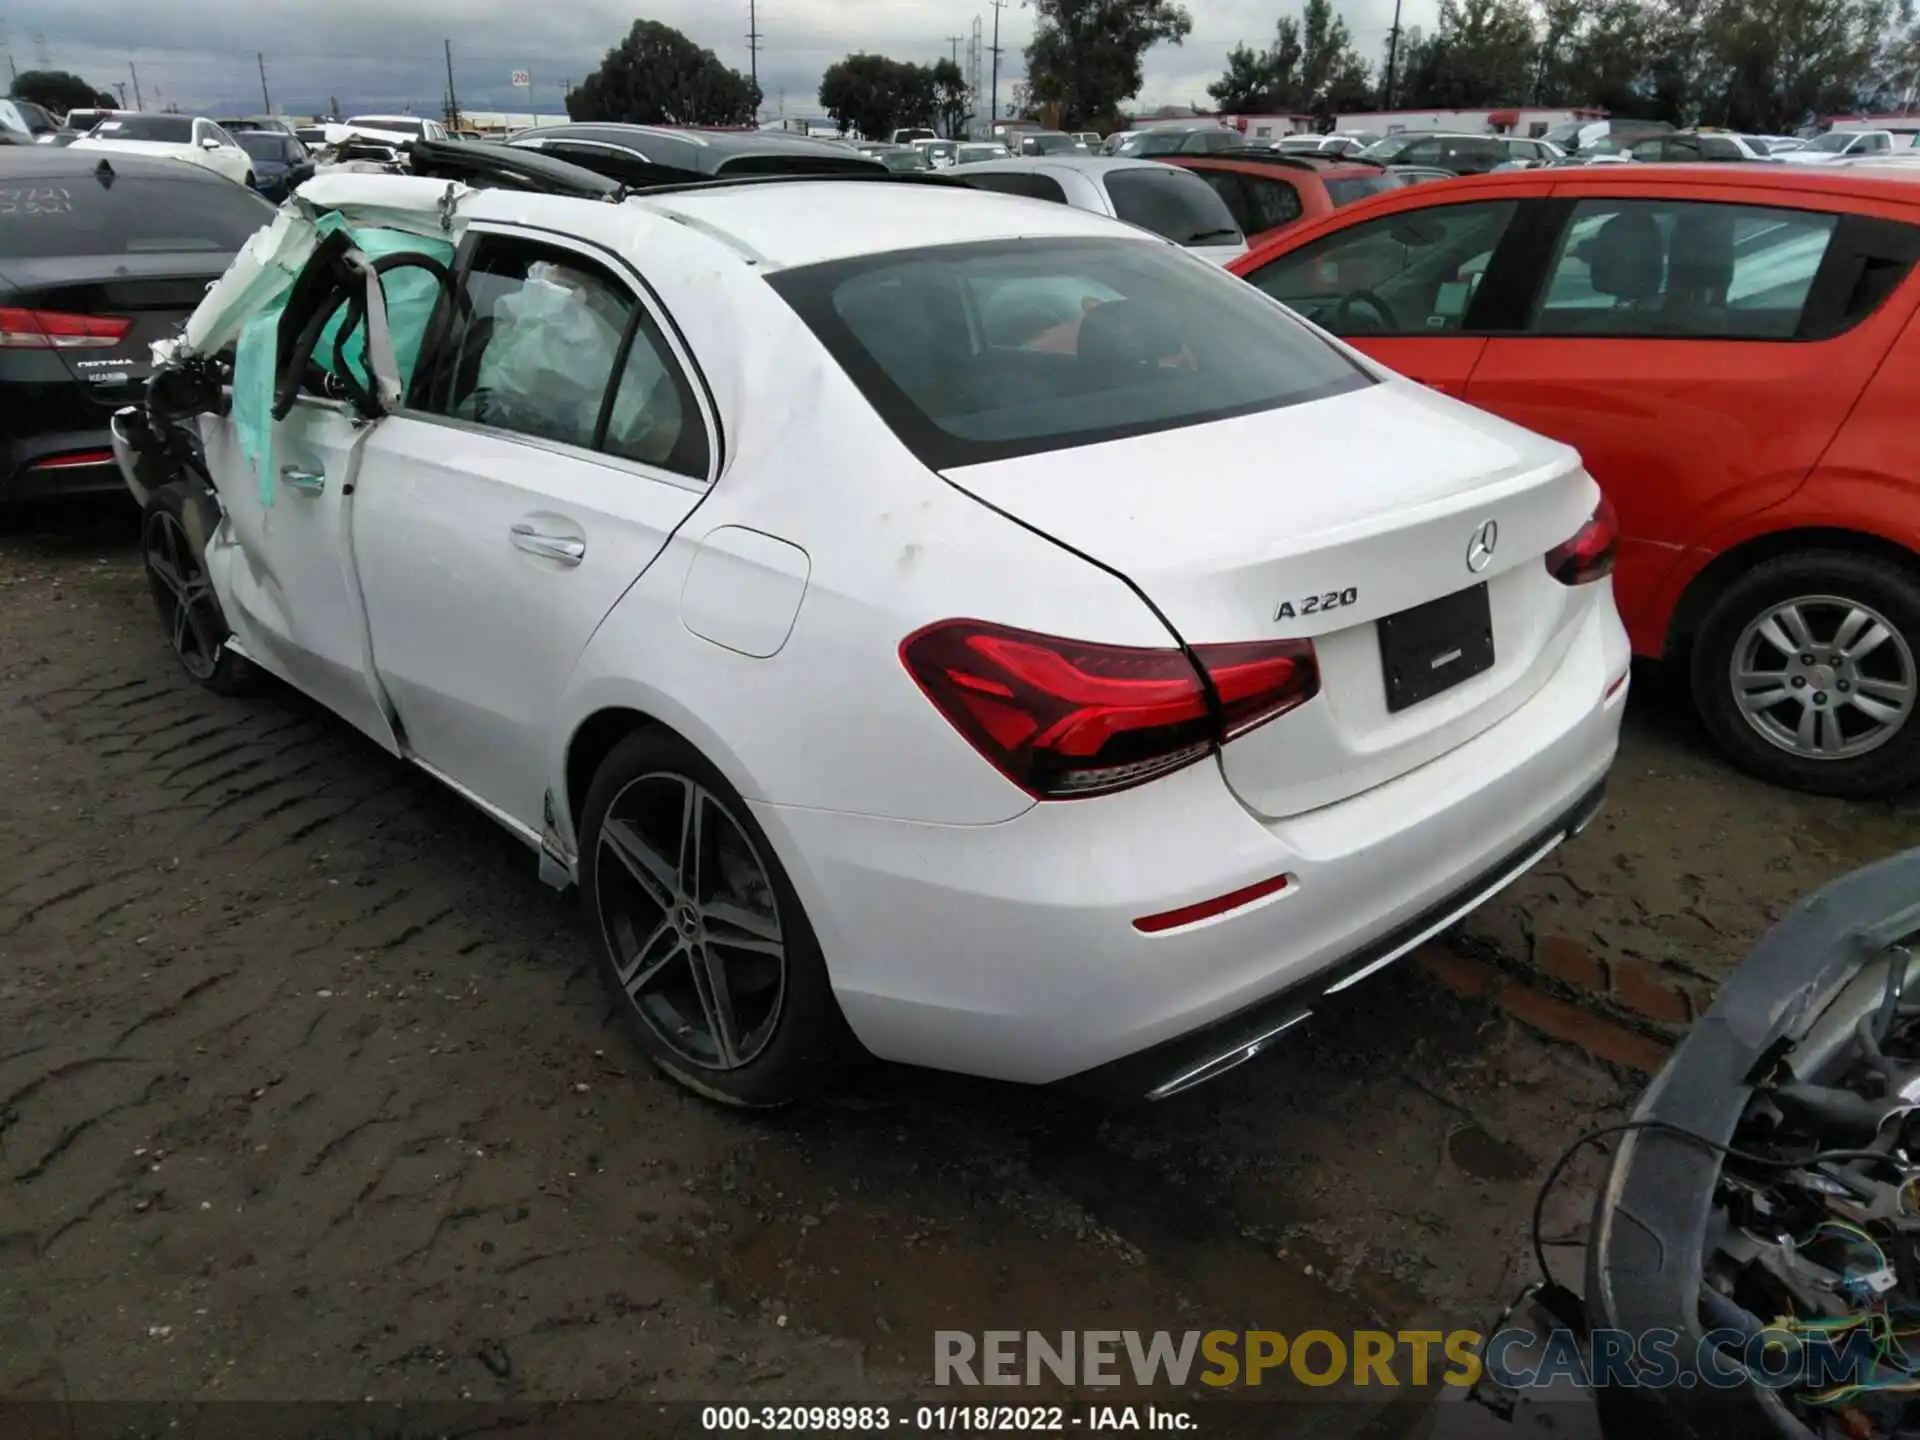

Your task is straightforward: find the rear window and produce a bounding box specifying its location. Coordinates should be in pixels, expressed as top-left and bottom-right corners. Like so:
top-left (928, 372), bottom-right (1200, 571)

top-left (237, 132), bottom-right (298, 161)
top-left (0, 174), bottom-right (272, 257)
top-left (769, 236), bottom-right (1368, 469)
top-left (351, 118), bottom-right (425, 138)
top-left (1323, 174), bottom-right (1398, 207)
top-left (1023, 133), bottom-right (1079, 155)
top-left (96, 115), bottom-right (193, 143)
top-left (1102, 168), bottom-right (1242, 248)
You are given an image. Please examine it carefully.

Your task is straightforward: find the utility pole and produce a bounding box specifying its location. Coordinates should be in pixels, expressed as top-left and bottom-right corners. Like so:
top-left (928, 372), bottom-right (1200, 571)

top-left (1383, 0), bottom-right (1403, 111)
top-left (948, 34), bottom-right (963, 66)
top-left (113, 81), bottom-right (127, 107)
top-left (444, 39), bottom-right (459, 128)
top-left (746, 0), bottom-right (763, 99)
top-left (989, 0), bottom-right (1007, 126)
top-left (129, 60), bottom-right (144, 111)
top-left (257, 52), bottom-right (272, 114)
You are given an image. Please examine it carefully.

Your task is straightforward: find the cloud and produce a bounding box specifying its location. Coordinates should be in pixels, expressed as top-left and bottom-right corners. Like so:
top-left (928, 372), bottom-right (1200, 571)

top-left (5, 0), bottom-right (1438, 117)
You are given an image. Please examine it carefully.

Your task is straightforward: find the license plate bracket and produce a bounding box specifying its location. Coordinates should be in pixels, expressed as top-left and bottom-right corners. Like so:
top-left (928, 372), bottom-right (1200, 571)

top-left (1378, 582), bottom-right (1495, 713)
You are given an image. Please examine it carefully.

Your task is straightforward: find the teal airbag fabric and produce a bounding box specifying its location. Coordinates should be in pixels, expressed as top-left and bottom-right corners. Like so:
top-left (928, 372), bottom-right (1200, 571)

top-left (232, 219), bottom-right (452, 507)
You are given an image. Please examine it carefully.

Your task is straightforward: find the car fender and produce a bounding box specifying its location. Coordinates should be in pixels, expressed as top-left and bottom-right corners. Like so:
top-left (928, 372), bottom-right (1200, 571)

top-left (1647, 471), bottom-right (1920, 655)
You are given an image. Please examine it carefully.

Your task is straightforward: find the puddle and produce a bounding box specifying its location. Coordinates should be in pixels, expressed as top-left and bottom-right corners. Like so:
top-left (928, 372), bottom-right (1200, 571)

top-left (641, 1078), bottom-right (1395, 1406)
top-left (1444, 1124), bottom-right (1532, 1183)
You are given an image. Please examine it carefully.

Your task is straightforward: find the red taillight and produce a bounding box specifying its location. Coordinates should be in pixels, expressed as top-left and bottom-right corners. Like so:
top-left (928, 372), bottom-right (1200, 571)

top-left (28, 450), bottom-right (117, 470)
top-left (0, 307), bottom-right (133, 350)
top-left (1545, 494), bottom-right (1618, 586)
top-left (899, 619), bottom-right (1319, 799)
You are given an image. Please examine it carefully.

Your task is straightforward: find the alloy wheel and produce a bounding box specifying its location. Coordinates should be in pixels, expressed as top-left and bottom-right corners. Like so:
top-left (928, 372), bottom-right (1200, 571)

top-left (143, 509), bottom-right (223, 681)
top-left (1730, 594), bottom-right (1916, 761)
top-left (594, 773), bottom-right (787, 1071)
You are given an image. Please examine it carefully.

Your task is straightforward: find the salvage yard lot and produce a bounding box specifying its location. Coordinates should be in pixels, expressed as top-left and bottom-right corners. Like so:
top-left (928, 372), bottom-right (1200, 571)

top-left (2, 503), bottom-right (1915, 1411)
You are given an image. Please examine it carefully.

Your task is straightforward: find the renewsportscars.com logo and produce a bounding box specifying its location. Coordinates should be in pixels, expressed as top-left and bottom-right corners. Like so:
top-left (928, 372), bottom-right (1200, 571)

top-left (934, 1328), bottom-right (1886, 1391)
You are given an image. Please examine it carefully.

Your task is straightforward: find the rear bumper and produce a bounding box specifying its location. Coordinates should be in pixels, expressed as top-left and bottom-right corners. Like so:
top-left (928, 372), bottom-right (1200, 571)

top-left (754, 590), bottom-right (1630, 1088)
top-left (1, 377), bottom-right (134, 500)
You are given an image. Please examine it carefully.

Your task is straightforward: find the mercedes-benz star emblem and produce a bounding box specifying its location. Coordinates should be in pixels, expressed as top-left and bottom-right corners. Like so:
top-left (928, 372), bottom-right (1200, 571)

top-left (1466, 519), bottom-right (1499, 574)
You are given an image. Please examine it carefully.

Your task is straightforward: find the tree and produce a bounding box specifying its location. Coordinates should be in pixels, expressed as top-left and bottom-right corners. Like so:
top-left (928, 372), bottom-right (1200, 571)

top-left (1400, 0), bottom-right (1539, 107)
top-left (568, 19), bottom-right (761, 127)
top-left (94, 91), bottom-right (117, 109)
top-left (1025, 0), bottom-right (1194, 129)
top-left (10, 70), bottom-right (107, 115)
top-left (1695, 0), bottom-right (1896, 131)
top-left (1207, 1), bottom-right (1372, 119)
top-left (818, 54), bottom-right (942, 138)
top-left (932, 57), bottom-right (971, 138)
top-left (1534, 0), bottom-right (1658, 115)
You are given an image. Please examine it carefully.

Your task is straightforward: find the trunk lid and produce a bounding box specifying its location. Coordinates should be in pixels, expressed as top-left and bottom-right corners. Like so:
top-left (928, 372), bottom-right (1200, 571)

top-left (0, 253), bottom-right (228, 410)
top-left (942, 380), bottom-right (1602, 817)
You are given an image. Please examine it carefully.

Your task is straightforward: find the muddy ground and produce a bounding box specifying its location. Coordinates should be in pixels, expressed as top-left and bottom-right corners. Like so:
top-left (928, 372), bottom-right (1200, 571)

top-left (1, 502), bottom-right (1915, 1429)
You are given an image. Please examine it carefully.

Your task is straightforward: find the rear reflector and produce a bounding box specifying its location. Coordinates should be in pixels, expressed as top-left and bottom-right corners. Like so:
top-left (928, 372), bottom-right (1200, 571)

top-left (0, 307), bottom-right (134, 350)
top-left (1133, 873), bottom-right (1293, 934)
top-left (29, 450), bottom-right (117, 471)
top-left (1545, 494), bottom-right (1618, 586)
top-left (900, 620), bottom-right (1319, 799)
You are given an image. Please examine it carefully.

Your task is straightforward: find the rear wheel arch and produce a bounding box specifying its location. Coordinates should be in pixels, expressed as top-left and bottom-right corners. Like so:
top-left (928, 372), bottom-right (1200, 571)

top-left (564, 704), bottom-right (764, 843)
top-left (1663, 526), bottom-right (1920, 664)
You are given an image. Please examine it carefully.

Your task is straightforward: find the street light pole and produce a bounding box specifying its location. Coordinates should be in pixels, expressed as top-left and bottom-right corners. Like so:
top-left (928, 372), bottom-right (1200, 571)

top-left (257, 52), bottom-right (272, 114)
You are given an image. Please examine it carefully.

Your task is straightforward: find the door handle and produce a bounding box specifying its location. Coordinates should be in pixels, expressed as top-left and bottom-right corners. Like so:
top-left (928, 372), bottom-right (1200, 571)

top-left (279, 466), bottom-right (325, 494)
top-left (510, 524), bottom-right (586, 566)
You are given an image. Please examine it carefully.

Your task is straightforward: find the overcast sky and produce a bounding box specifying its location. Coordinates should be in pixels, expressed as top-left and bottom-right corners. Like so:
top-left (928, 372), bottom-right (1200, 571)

top-left (3, 0), bottom-right (1438, 119)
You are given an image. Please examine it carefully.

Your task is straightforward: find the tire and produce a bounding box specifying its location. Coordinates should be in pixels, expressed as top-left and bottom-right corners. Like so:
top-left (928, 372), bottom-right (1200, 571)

top-left (141, 481), bottom-right (261, 696)
top-left (578, 728), bottom-right (858, 1106)
top-left (1689, 549), bottom-right (1920, 797)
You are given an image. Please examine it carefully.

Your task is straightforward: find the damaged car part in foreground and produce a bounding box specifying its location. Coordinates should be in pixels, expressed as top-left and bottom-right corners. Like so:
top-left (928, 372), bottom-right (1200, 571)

top-left (114, 154), bottom-right (1629, 1105)
top-left (1472, 848), bottom-right (1920, 1438)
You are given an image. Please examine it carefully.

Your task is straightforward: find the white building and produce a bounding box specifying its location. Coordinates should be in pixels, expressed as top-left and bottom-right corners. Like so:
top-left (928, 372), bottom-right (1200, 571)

top-left (1333, 106), bottom-right (1606, 138)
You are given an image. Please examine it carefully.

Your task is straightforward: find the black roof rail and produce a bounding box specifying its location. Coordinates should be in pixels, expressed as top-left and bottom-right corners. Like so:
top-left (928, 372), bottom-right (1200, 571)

top-left (405, 137), bottom-right (976, 203)
top-left (1209, 147), bottom-right (1385, 172)
top-left (405, 136), bottom-right (624, 200)
top-left (618, 169), bottom-right (973, 201)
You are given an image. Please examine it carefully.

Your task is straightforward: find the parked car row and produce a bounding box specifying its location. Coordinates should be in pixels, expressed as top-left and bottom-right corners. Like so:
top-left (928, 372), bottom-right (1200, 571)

top-left (10, 129), bottom-right (1920, 807)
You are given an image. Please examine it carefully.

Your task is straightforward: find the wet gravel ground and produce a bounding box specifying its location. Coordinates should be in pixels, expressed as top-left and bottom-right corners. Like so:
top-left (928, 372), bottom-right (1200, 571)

top-left (2, 501), bottom-right (1915, 1427)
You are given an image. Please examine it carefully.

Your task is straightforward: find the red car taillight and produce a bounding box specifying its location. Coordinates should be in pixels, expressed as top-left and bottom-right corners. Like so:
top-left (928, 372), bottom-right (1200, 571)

top-left (0, 307), bottom-right (133, 350)
top-left (1545, 495), bottom-right (1618, 586)
top-left (900, 619), bottom-right (1319, 799)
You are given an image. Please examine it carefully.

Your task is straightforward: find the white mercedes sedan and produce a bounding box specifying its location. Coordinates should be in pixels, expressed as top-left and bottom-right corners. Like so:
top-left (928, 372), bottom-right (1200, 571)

top-left (115, 160), bottom-right (1629, 1105)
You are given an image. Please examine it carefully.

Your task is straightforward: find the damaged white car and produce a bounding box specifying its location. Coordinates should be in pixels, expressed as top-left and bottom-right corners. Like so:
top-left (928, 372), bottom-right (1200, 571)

top-left (115, 142), bottom-right (1629, 1105)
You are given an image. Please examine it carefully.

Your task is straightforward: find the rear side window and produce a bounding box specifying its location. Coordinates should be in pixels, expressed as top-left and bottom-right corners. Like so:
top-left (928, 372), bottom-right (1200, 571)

top-left (1531, 198), bottom-right (1839, 338)
top-left (96, 115), bottom-right (193, 143)
top-left (769, 236), bottom-right (1368, 470)
top-left (0, 174), bottom-right (272, 257)
top-left (1323, 174), bottom-right (1398, 208)
top-left (959, 171), bottom-right (1069, 204)
top-left (419, 235), bottom-right (709, 478)
top-left (1103, 168), bottom-right (1242, 247)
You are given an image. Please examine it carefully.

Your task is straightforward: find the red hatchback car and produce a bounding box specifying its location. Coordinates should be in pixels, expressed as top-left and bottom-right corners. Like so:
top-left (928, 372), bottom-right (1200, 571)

top-left (1231, 164), bottom-right (1920, 796)
top-left (1162, 151), bottom-right (1402, 247)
